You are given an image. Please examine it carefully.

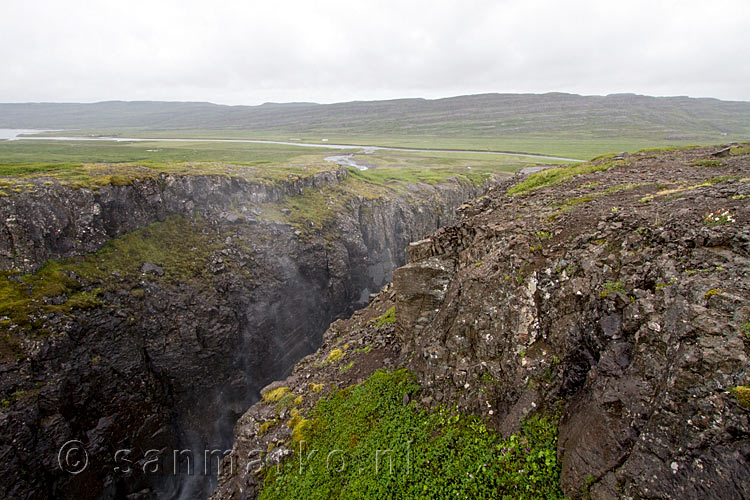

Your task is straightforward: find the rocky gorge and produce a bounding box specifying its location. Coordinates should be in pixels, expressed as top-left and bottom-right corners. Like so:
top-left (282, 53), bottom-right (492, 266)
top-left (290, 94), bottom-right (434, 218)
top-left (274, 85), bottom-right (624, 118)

top-left (0, 164), bottom-right (490, 499)
top-left (211, 145), bottom-right (749, 500)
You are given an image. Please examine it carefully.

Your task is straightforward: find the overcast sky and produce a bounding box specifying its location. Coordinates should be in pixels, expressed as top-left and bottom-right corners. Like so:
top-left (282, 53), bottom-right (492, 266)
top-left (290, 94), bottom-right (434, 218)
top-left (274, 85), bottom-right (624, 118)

top-left (2, 0), bottom-right (749, 105)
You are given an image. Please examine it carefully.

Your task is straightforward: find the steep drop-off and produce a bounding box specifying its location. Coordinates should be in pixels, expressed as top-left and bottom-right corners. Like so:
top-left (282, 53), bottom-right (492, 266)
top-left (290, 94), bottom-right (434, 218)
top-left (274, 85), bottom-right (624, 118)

top-left (212, 144), bottom-right (749, 500)
top-left (0, 166), bottom-right (490, 499)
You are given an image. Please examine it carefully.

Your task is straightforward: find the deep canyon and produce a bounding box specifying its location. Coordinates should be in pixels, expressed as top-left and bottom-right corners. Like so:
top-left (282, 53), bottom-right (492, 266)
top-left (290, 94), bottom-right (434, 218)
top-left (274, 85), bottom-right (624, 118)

top-left (0, 165), bottom-right (489, 499)
top-left (1, 144), bottom-right (749, 500)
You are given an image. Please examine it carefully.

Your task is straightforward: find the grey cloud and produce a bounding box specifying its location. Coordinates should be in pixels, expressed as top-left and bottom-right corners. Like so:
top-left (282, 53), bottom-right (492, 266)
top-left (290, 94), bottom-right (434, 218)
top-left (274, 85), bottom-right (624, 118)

top-left (0, 0), bottom-right (748, 104)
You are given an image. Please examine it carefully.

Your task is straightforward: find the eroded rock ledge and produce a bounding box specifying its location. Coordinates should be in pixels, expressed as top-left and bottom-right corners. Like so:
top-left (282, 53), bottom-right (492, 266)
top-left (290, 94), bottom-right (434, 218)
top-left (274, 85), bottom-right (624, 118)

top-left (213, 145), bottom-right (749, 500)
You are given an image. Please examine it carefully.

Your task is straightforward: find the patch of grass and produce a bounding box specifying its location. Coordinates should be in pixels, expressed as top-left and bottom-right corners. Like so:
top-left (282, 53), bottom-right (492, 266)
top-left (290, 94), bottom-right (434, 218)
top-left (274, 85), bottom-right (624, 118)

top-left (559, 195), bottom-right (595, 206)
top-left (689, 159), bottom-right (723, 167)
top-left (507, 159), bottom-right (623, 195)
top-left (259, 369), bottom-right (566, 500)
top-left (535, 231), bottom-right (553, 239)
top-left (730, 144), bottom-right (750, 155)
top-left (639, 176), bottom-right (742, 203)
top-left (741, 322), bottom-right (750, 339)
top-left (339, 360), bottom-right (355, 373)
top-left (588, 153), bottom-right (619, 162)
top-left (635, 145), bottom-right (701, 154)
top-left (372, 306), bottom-right (396, 326)
top-left (600, 281), bottom-right (625, 299)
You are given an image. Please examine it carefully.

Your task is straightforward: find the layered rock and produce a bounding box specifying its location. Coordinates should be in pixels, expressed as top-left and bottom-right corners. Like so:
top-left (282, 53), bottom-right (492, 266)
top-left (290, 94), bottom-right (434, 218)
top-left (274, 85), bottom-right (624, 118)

top-left (0, 167), bottom-right (347, 273)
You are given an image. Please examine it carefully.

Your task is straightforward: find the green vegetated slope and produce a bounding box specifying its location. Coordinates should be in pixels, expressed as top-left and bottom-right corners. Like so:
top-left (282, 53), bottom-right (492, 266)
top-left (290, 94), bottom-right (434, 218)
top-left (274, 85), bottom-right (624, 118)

top-left (260, 370), bottom-right (565, 500)
top-left (3, 92), bottom-right (749, 158)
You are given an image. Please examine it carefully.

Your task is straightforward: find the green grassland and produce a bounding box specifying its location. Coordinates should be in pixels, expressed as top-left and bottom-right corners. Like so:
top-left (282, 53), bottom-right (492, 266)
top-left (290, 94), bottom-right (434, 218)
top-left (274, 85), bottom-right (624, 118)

top-left (0, 139), bottom-right (327, 166)
top-left (20, 131), bottom-right (729, 161)
top-left (260, 369), bottom-right (565, 500)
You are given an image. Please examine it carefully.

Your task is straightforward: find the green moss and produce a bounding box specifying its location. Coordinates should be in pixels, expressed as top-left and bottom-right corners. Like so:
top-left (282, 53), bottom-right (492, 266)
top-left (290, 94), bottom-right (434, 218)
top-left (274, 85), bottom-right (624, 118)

top-left (259, 369), bottom-right (566, 500)
top-left (730, 144), bottom-right (750, 155)
top-left (741, 322), bottom-right (750, 339)
top-left (290, 417), bottom-right (314, 446)
top-left (535, 231), bottom-right (553, 239)
top-left (704, 288), bottom-right (721, 299)
top-left (655, 280), bottom-right (677, 291)
top-left (259, 420), bottom-right (278, 436)
top-left (731, 386), bottom-right (750, 408)
top-left (373, 306), bottom-right (396, 326)
top-left (262, 387), bottom-right (290, 403)
top-left (310, 383), bottom-right (325, 393)
top-left (326, 348), bottom-right (346, 363)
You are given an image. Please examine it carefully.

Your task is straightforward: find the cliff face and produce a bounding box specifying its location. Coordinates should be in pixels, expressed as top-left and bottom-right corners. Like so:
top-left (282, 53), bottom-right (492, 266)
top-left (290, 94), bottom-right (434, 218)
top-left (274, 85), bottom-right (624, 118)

top-left (212, 145), bottom-right (749, 500)
top-left (0, 168), bottom-right (487, 500)
top-left (0, 168), bottom-right (347, 273)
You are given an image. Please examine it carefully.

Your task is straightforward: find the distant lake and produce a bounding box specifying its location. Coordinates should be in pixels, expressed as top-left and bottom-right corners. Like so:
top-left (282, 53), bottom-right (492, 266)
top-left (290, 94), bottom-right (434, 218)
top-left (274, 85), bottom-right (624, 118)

top-left (0, 129), bottom-right (52, 140)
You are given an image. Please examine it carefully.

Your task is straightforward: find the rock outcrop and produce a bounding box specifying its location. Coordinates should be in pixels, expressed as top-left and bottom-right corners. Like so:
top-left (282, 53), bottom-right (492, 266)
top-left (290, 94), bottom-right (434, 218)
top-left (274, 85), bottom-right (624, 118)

top-left (213, 145), bottom-right (749, 500)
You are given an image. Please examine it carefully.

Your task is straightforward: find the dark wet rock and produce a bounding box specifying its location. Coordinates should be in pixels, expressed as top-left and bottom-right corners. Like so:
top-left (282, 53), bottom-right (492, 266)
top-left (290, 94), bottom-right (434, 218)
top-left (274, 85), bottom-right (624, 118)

top-left (712, 146), bottom-right (732, 157)
top-left (140, 262), bottom-right (164, 276)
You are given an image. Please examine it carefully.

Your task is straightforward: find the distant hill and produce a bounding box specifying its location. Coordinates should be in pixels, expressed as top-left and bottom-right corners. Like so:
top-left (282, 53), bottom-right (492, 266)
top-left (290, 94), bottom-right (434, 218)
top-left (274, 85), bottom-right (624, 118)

top-left (2, 93), bottom-right (749, 142)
